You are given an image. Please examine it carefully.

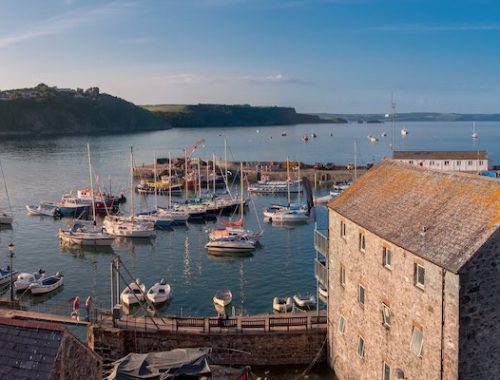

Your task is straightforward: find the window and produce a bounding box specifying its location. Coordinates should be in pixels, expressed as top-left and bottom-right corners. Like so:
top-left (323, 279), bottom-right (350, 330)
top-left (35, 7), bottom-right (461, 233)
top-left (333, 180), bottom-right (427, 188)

top-left (410, 326), bottom-right (424, 356)
top-left (382, 362), bottom-right (391, 380)
top-left (340, 220), bottom-right (346, 239)
top-left (429, 160), bottom-right (435, 166)
top-left (408, 160), bottom-right (414, 165)
top-left (338, 315), bottom-right (346, 335)
top-left (358, 284), bottom-right (365, 305)
top-left (414, 264), bottom-right (425, 289)
top-left (383, 247), bottom-right (392, 269)
top-left (456, 160), bottom-right (461, 166)
top-left (357, 336), bottom-right (365, 358)
top-left (468, 160), bottom-right (473, 166)
top-left (358, 232), bottom-right (366, 252)
top-left (444, 160), bottom-right (450, 166)
top-left (382, 303), bottom-right (391, 328)
top-left (340, 265), bottom-right (346, 287)
top-left (479, 160), bottom-right (484, 166)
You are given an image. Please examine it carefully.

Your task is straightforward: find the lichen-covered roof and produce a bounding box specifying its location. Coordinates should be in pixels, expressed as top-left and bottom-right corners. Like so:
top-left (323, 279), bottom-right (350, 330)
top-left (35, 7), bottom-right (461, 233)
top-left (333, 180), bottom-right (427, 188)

top-left (393, 150), bottom-right (488, 160)
top-left (328, 159), bottom-right (500, 273)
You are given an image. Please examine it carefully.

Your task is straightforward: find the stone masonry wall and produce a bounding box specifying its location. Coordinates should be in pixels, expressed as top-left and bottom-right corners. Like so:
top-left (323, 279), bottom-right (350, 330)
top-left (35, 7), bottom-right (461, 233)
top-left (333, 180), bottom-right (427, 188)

top-left (458, 228), bottom-right (500, 379)
top-left (327, 210), bottom-right (460, 380)
top-left (89, 325), bottom-right (326, 366)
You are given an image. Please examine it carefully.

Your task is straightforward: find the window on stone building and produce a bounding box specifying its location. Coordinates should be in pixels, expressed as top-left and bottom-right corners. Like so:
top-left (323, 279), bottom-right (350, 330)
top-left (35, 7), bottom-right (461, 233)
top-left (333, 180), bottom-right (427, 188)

top-left (340, 265), bottom-right (346, 287)
top-left (382, 303), bottom-right (391, 328)
top-left (410, 325), bottom-right (424, 356)
top-left (358, 232), bottom-right (365, 252)
top-left (340, 220), bottom-right (346, 239)
top-left (382, 362), bottom-right (391, 380)
top-left (358, 284), bottom-right (365, 305)
top-left (383, 247), bottom-right (392, 269)
top-left (414, 264), bottom-right (425, 289)
top-left (357, 336), bottom-right (365, 358)
top-left (338, 315), bottom-right (346, 335)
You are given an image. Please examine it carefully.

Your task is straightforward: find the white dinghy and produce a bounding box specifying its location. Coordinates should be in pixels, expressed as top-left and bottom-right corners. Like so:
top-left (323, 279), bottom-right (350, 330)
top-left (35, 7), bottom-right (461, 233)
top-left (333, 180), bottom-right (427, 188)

top-left (14, 270), bottom-right (45, 291)
top-left (273, 297), bottom-right (293, 313)
top-left (293, 294), bottom-right (316, 309)
top-left (213, 289), bottom-right (232, 307)
top-left (146, 279), bottom-right (172, 305)
top-left (29, 272), bottom-right (64, 295)
top-left (120, 280), bottom-right (146, 306)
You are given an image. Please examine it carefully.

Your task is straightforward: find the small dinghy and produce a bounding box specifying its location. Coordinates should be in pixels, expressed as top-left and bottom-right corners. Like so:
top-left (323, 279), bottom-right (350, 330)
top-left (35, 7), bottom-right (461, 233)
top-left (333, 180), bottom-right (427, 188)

top-left (26, 204), bottom-right (57, 217)
top-left (293, 294), bottom-right (316, 308)
top-left (213, 289), bottom-right (232, 307)
top-left (146, 279), bottom-right (172, 305)
top-left (273, 297), bottom-right (293, 313)
top-left (29, 272), bottom-right (64, 295)
top-left (14, 270), bottom-right (45, 291)
top-left (120, 280), bottom-right (146, 306)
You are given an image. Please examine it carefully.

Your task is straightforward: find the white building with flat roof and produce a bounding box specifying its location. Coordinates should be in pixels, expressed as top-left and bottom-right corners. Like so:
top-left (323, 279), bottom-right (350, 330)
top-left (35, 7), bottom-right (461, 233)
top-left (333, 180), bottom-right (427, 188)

top-left (392, 151), bottom-right (488, 172)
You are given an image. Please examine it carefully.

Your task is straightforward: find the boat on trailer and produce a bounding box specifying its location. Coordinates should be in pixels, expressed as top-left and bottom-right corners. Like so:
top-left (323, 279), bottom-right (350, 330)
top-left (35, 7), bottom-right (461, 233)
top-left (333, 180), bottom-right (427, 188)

top-left (213, 289), bottom-right (232, 307)
top-left (29, 272), bottom-right (64, 295)
top-left (146, 279), bottom-right (172, 305)
top-left (273, 297), bottom-right (293, 313)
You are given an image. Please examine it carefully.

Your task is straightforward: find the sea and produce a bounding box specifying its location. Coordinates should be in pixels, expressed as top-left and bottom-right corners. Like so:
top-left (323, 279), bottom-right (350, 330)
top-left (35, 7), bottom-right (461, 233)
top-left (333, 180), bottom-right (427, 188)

top-left (0, 121), bottom-right (497, 378)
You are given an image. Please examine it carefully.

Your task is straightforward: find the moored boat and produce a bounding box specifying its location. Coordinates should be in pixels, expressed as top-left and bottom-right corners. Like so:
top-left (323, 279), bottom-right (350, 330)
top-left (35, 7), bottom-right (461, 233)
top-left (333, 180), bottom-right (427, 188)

top-left (14, 270), bottom-right (45, 291)
top-left (146, 279), bottom-right (172, 305)
top-left (29, 272), bottom-right (64, 295)
top-left (213, 289), bottom-right (232, 307)
top-left (25, 204), bottom-right (57, 217)
top-left (205, 236), bottom-right (256, 254)
top-left (103, 216), bottom-right (156, 238)
top-left (120, 280), bottom-right (146, 306)
top-left (293, 294), bottom-right (316, 308)
top-left (59, 222), bottom-right (115, 246)
top-left (0, 266), bottom-right (19, 286)
top-left (273, 296), bottom-right (293, 313)
top-left (0, 211), bottom-right (14, 224)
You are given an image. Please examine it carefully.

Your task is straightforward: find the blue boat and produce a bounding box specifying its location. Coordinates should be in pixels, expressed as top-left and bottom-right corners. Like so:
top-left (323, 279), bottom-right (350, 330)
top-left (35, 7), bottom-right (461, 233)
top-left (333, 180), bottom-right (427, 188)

top-left (0, 266), bottom-right (19, 286)
top-left (40, 194), bottom-right (91, 217)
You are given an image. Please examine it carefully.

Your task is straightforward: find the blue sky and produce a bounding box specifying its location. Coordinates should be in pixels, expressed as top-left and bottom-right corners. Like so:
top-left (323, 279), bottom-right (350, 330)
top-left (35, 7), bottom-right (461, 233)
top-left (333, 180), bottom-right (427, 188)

top-left (1, 0), bottom-right (499, 113)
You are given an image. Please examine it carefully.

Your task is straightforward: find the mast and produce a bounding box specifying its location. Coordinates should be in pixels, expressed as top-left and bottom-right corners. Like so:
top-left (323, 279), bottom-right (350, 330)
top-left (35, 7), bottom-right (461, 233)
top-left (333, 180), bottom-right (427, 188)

top-left (240, 162), bottom-right (244, 221)
top-left (297, 162), bottom-right (301, 204)
top-left (130, 147), bottom-right (134, 219)
top-left (168, 152), bottom-right (172, 209)
top-left (153, 151), bottom-right (158, 210)
top-left (87, 144), bottom-right (96, 224)
top-left (212, 153), bottom-right (216, 194)
top-left (184, 148), bottom-right (188, 201)
top-left (286, 156), bottom-right (291, 205)
top-left (354, 139), bottom-right (358, 181)
top-left (197, 158), bottom-right (201, 198)
top-left (391, 93), bottom-right (396, 152)
top-left (224, 137), bottom-right (228, 191)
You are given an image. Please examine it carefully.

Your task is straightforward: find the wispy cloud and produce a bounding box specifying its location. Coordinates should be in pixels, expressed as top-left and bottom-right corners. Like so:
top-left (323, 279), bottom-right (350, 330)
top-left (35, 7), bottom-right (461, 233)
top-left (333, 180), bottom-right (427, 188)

top-left (370, 23), bottom-right (500, 33)
top-left (241, 73), bottom-right (310, 85)
top-left (0, 1), bottom-right (138, 48)
top-left (118, 36), bottom-right (154, 45)
top-left (158, 74), bottom-right (196, 84)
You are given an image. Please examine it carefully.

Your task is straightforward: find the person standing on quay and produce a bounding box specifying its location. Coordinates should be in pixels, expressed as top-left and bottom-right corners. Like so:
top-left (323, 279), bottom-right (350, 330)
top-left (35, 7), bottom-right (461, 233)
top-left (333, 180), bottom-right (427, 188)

top-left (72, 296), bottom-right (80, 320)
top-left (85, 295), bottom-right (93, 321)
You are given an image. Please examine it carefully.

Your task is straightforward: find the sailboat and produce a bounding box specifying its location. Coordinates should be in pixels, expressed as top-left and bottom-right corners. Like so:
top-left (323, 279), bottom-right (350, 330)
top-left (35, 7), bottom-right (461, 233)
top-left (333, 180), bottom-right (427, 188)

top-left (0, 158), bottom-right (13, 225)
top-left (103, 147), bottom-right (156, 238)
top-left (59, 145), bottom-right (115, 246)
top-left (471, 122), bottom-right (479, 139)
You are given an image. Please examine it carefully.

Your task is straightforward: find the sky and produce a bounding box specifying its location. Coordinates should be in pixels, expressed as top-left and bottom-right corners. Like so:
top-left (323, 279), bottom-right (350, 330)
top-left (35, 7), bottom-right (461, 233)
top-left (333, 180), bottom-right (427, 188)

top-left (1, 0), bottom-right (500, 113)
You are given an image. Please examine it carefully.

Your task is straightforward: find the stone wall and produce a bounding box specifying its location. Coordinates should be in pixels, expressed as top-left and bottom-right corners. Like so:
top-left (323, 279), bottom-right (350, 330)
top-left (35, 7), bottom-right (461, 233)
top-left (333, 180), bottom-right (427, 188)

top-left (327, 211), bottom-right (460, 380)
top-left (89, 325), bottom-right (326, 366)
top-left (51, 331), bottom-right (102, 380)
top-left (458, 229), bottom-right (500, 379)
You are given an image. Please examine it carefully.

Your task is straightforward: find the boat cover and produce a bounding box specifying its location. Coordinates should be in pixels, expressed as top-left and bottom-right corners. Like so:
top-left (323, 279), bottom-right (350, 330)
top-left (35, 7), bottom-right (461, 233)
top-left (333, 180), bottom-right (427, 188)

top-left (106, 348), bottom-right (211, 380)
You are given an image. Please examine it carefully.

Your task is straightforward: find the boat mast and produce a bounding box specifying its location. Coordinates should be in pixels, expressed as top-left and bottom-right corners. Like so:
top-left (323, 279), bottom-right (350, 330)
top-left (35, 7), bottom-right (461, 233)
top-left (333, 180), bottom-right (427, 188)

top-left (87, 144), bottom-right (96, 224)
top-left (130, 146), bottom-right (134, 219)
top-left (184, 148), bottom-right (188, 201)
top-left (391, 93), bottom-right (396, 152)
top-left (354, 139), bottom-right (358, 181)
top-left (153, 151), bottom-right (158, 211)
top-left (168, 152), bottom-right (172, 209)
top-left (212, 153), bottom-right (216, 194)
top-left (224, 137), bottom-right (228, 191)
top-left (297, 161), bottom-right (301, 204)
top-left (286, 156), bottom-right (291, 205)
top-left (240, 162), bottom-right (244, 221)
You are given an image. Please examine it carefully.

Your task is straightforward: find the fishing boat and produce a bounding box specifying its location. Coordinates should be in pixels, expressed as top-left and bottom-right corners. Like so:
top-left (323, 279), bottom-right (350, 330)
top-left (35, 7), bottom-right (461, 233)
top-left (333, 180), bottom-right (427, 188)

top-left (25, 204), bottom-right (57, 217)
top-left (0, 266), bottom-right (18, 286)
top-left (146, 279), bottom-right (172, 305)
top-left (273, 297), bottom-right (293, 313)
top-left (29, 272), bottom-right (64, 295)
top-left (120, 280), bottom-right (146, 306)
top-left (14, 270), bottom-right (45, 291)
top-left (293, 294), bottom-right (316, 308)
top-left (40, 195), bottom-right (91, 217)
top-left (401, 128), bottom-right (409, 136)
top-left (213, 289), bottom-right (232, 307)
top-left (368, 135), bottom-right (378, 143)
top-left (76, 189), bottom-right (116, 212)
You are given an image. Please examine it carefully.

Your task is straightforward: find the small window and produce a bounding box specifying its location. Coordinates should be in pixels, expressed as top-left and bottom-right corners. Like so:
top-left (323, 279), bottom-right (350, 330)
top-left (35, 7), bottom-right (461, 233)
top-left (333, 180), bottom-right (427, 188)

top-left (358, 232), bottom-right (366, 252)
top-left (414, 264), bottom-right (425, 289)
top-left (338, 315), bottom-right (346, 335)
top-left (429, 160), bottom-right (434, 166)
top-left (358, 284), bottom-right (365, 305)
top-left (340, 264), bottom-right (346, 287)
top-left (382, 303), bottom-right (391, 328)
top-left (456, 160), bottom-right (461, 166)
top-left (340, 220), bottom-right (346, 239)
top-left (408, 160), bottom-right (413, 165)
top-left (468, 160), bottom-right (473, 165)
top-left (410, 326), bottom-right (424, 356)
top-left (357, 336), bottom-right (365, 358)
top-left (479, 160), bottom-right (484, 165)
top-left (382, 362), bottom-right (391, 380)
top-left (444, 160), bottom-right (450, 166)
top-left (383, 247), bottom-right (392, 269)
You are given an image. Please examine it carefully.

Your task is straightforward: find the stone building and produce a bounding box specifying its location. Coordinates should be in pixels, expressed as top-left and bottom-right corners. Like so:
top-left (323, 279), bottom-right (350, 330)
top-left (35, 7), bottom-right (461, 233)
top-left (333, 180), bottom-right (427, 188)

top-left (325, 160), bottom-right (500, 380)
top-left (393, 151), bottom-right (488, 172)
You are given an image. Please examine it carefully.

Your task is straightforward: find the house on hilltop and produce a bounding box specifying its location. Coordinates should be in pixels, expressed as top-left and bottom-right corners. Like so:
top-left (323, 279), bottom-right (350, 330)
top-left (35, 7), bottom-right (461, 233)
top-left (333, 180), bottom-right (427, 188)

top-left (325, 159), bottom-right (500, 380)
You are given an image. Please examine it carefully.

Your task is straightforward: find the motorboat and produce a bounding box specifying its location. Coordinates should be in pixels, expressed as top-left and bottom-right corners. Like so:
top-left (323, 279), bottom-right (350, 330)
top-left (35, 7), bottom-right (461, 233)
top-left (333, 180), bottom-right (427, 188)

top-left (135, 211), bottom-right (174, 229)
top-left (205, 236), bottom-right (256, 254)
top-left (311, 132), bottom-right (317, 138)
top-left (29, 272), bottom-right (64, 295)
top-left (213, 289), bottom-right (232, 307)
top-left (0, 266), bottom-right (18, 286)
top-left (263, 203), bottom-right (307, 219)
top-left (103, 216), bottom-right (156, 238)
top-left (273, 297), bottom-right (293, 313)
top-left (59, 222), bottom-right (115, 246)
top-left (120, 280), bottom-right (146, 306)
top-left (0, 211), bottom-right (13, 225)
top-left (146, 279), bottom-right (172, 305)
top-left (25, 204), bottom-right (57, 217)
top-left (381, 131), bottom-right (387, 137)
top-left (401, 128), bottom-right (409, 136)
top-left (76, 189), bottom-right (116, 212)
top-left (293, 294), bottom-right (316, 308)
top-left (14, 270), bottom-right (45, 291)
top-left (40, 195), bottom-right (91, 217)
top-left (318, 284), bottom-right (328, 300)
top-left (302, 135), bottom-right (309, 142)
top-left (368, 135), bottom-right (378, 143)
top-left (248, 180), bottom-right (302, 194)
top-left (268, 209), bottom-right (308, 225)
top-left (281, 131), bottom-right (287, 136)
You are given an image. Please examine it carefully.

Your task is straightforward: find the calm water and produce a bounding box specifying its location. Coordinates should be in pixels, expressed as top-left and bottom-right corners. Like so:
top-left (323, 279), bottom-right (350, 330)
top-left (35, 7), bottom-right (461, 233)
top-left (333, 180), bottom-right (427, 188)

top-left (0, 121), bottom-right (497, 320)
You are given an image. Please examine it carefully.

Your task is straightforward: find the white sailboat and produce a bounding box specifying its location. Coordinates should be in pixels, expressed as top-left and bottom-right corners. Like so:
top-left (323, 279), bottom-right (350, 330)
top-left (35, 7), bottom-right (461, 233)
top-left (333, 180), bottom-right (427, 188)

top-left (59, 145), bottom-right (115, 246)
top-left (471, 122), bottom-right (479, 139)
top-left (0, 158), bottom-right (13, 225)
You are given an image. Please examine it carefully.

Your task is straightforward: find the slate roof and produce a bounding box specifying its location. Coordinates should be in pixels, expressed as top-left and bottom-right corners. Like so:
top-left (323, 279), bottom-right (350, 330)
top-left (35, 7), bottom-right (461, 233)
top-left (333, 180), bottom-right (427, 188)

top-left (393, 150), bottom-right (488, 160)
top-left (0, 317), bottom-right (64, 380)
top-left (328, 159), bottom-right (500, 273)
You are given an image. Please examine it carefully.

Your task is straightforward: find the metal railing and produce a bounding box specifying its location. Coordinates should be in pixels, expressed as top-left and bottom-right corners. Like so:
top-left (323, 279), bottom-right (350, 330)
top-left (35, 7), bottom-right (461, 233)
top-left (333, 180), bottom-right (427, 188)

top-left (314, 229), bottom-right (329, 257)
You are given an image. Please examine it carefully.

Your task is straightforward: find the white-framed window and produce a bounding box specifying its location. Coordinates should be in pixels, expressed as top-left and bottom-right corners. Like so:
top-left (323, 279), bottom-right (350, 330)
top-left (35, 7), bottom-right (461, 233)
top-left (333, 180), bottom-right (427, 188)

top-left (359, 232), bottom-right (366, 252)
top-left (382, 362), bottom-right (391, 380)
top-left (414, 264), bottom-right (425, 289)
top-left (357, 336), bottom-right (365, 358)
top-left (383, 247), bottom-right (392, 269)
top-left (479, 160), bottom-right (484, 165)
top-left (410, 325), bottom-right (424, 356)
top-left (340, 264), bottom-right (346, 288)
top-left (468, 160), bottom-right (473, 165)
top-left (444, 160), bottom-right (450, 166)
top-left (382, 303), bottom-right (391, 328)
top-left (338, 315), bottom-right (346, 335)
top-left (340, 220), bottom-right (346, 239)
top-left (358, 284), bottom-right (365, 305)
